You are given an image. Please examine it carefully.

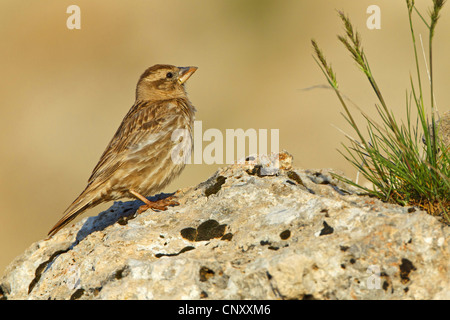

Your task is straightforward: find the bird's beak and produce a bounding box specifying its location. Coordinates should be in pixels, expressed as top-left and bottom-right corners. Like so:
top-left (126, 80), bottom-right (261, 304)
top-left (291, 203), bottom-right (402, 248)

top-left (178, 66), bottom-right (198, 85)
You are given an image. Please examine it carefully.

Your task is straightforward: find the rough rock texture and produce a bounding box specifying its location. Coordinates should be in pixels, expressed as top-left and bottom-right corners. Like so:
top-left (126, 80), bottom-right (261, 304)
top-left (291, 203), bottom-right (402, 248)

top-left (1, 151), bottom-right (449, 300)
top-left (438, 110), bottom-right (450, 150)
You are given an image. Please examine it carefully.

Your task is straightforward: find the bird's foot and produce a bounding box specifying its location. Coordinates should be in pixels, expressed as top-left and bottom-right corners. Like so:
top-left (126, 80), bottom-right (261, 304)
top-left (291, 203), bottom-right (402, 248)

top-left (130, 189), bottom-right (180, 214)
top-left (136, 196), bottom-right (180, 214)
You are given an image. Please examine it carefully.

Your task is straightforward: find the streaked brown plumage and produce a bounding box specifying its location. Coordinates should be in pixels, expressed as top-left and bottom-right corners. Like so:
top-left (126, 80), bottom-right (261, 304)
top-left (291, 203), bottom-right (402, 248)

top-left (48, 64), bottom-right (197, 237)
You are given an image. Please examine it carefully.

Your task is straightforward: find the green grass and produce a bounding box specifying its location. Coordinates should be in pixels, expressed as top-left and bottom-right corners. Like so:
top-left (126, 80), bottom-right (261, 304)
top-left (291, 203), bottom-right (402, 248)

top-left (311, 0), bottom-right (449, 224)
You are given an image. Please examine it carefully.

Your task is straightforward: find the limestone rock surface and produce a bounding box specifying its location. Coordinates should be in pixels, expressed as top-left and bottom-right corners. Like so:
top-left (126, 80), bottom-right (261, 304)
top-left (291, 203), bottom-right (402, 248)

top-left (1, 152), bottom-right (448, 300)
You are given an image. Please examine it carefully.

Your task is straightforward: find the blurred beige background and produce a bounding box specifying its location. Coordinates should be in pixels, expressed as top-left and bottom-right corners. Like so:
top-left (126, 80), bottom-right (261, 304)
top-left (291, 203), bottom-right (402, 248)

top-left (1, 0), bottom-right (449, 275)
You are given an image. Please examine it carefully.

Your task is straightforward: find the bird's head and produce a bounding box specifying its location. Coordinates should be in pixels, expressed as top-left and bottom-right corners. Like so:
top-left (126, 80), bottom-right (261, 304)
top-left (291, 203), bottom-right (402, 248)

top-left (136, 64), bottom-right (197, 101)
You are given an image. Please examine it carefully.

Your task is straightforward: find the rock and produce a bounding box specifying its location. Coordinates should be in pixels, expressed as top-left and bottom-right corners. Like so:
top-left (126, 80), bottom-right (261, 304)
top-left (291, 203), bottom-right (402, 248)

top-left (423, 110), bottom-right (450, 151)
top-left (1, 151), bottom-right (449, 300)
top-left (438, 110), bottom-right (450, 150)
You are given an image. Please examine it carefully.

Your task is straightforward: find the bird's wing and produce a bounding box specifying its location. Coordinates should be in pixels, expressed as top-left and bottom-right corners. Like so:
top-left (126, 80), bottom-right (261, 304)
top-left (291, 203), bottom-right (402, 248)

top-left (87, 99), bottom-right (182, 185)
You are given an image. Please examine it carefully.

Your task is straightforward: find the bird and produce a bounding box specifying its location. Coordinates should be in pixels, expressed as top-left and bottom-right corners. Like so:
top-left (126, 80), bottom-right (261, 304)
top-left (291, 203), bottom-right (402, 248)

top-left (48, 64), bottom-right (198, 237)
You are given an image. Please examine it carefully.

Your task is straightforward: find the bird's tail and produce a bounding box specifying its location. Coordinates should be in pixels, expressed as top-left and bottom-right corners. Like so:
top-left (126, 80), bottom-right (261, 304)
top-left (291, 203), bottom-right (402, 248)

top-left (47, 186), bottom-right (103, 238)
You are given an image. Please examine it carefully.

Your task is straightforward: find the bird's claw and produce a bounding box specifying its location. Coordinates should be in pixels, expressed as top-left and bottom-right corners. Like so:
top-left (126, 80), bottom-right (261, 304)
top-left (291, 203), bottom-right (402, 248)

top-left (136, 197), bottom-right (180, 214)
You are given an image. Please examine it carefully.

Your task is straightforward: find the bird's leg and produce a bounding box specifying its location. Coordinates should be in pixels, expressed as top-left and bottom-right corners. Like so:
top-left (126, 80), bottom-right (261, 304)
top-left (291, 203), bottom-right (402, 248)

top-left (129, 189), bottom-right (180, 214)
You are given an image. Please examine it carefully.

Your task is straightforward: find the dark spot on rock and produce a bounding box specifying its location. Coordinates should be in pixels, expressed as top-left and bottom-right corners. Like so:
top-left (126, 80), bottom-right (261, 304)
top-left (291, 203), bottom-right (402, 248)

top-left (241, 244), bottom-right (255, 252)
top-left (197, 220), bottom-right (227, 241)
top-left (339, 245), bottom-right (350, 252)
top-left (93, 287), bottom-right (102, 296)
top-left (286, 180), bottom-right (296, 185)
top-left (319, 221), bottom-right (334, 236)
top-left (116, 209), bottom-right (139, 225)
top-left (266, 271), bottom-right (272, 280)
top-left (350, 258), bottom-right (356, 264)
top-left (312, 264), bottom-right (319, 271)
top-left (404, 287), bottom-right (409, 293)
top-left (0, 285), bottom-right (6, 300)
top-left (197, 219), bottom-right (218, 235)
top-left (205, 176), bottom-right (227, 197)
top-left (245, 156), bottom-right (255, 161)
top-left (221, 233), bottom-right (233, 241)
top-left (246, 165), bottom-right (263, 177)
top-left (70, 288), bottom-right (85, 300)
top-left (181, 220), bottom-right (227, 242)
top-left (180, 227), bottom-right (197, 241)
top-left (199, 267), bottom-right (215, 282)
top-left (310, 172), bottom-right (330, 184)
top-left (408, 207), bottom-right (416, 213)
top-left (117, 216), bottom-right (129, 225)
top-left (114, 268), bottom-right (126, 280)
top-left (279, 230), bottom-right (291, 240)
top-left (340, 264), bottom-right (346, 269)
top-left (382, 281), bottom-right (389, 291)
top-left (155, 246), bottom-right (195, 258)
top-left (301, 294), bottom-right (316, 300)
top-left (399, 258), bottom-right (416, 283)
top-left (200, 291), bottom-right (208, 299)
top-left (286, 171), bottom-right (306, 187)
top-left (260, 239), bottom-right (280, 250)
top-left (179, 246), bottom-right (195, 254)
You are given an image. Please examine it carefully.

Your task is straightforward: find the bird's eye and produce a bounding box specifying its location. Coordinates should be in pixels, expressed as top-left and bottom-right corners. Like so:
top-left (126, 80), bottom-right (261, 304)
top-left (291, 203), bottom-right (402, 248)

top-left (166, 72), bottom-right (173, 79)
